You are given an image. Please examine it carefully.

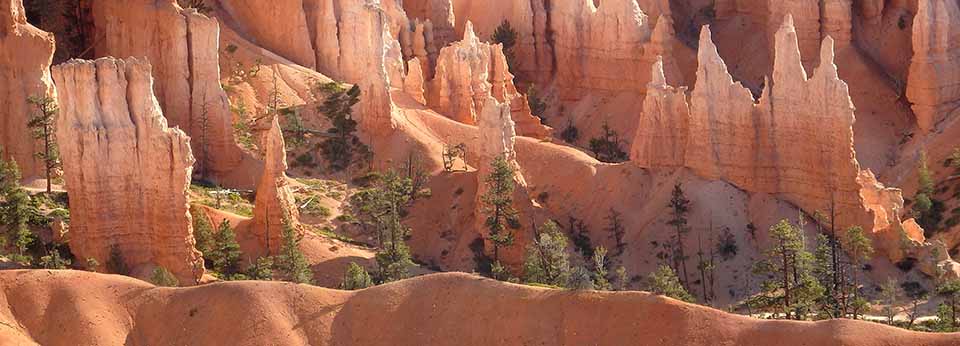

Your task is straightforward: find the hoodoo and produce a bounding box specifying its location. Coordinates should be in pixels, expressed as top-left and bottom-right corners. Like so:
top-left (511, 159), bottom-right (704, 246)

top-left (52, 57), bottom-right (204, 284)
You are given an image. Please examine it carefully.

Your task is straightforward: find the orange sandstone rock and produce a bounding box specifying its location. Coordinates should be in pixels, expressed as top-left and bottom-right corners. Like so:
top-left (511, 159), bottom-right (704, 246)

top-left (429, 23), bottom-right (549, 137)
top-left (89, 0), bottom-right (248, 186)
top-left (251, 117), bottom-right (301, 254)
top-left (52, 57), bottom-right (204, 284)
top-left (0, 0), bottom-right (55, 179)
top-left (907, 0), bottom-right (960, 131)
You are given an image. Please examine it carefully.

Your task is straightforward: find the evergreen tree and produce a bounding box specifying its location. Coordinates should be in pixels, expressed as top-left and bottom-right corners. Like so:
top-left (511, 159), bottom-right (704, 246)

top-left (615, 266), bottom-right (629, 291)
top-left (340, 262), bottom-right (374, 290)
top-left (482, 155), bottom-right (519, 263)
top-left (0, 153), bottom-right (40, 260)
top-left (350, 171), bottom-right (416, 283)
top-left (647, 264), bottom-right (694, 302)
top-left (605, 208), bottom-right (626, 254)
top-left (210, 220), bottom-right (242, 275)
top-left (190, 205), bottom-right (216, 258)
top-left (318, 83), bottom-right (370, 172)
top-left (568, 266), bottom-right (596, 290)
top-left (150, 267), bottom-right (180, 287)
top-left (913, 151), bottom-right (944, 235)
top-left (490, 20), bottom-right (518, 72)
top-left (26, 95), bottom-right (60, 193)
top-left (522, 221), bottom-right (571, 287)
top-left (244, 257), bottom-right (275, 281)
top-left (880, 278), bottom-right (901, 325)
top-left (588, 122), bottom-right (628, 163)
top-left (592, 246), bottom-right (611, 290)
top-left (39, 248), bottom-right (70, 269)
top-left (753, 220), bottom-right (823, 319)
top-left (813, 233), bottom-right (841, 318)
top-left (937, 279), bottom-right (960, 330)
top-left (275, 216), bottom-right (313, 284)
top-left (843, 226), bottom-right (874, 319)
top-left (666, 183), bottom-right (691, 287)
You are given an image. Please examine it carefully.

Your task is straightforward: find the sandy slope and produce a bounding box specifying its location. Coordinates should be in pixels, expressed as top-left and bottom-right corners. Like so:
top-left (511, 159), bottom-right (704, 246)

top-left (0, 270), bottom-right (957, 346)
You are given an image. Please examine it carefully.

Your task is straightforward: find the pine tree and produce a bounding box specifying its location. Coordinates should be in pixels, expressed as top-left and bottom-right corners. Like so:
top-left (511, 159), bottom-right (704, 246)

top-left (913, 151), bottom-right (943, 235)
top-left (26, 95), bottom-right (60, 193)
top-left (522, 221), bottom-right (571, 287)
top-left (340, 262), bottom-right (373, 290)
top-left (843, 226), bottom-right (874, 319)
top-left (880, 278), bottom-right (901, 325)
top-left (605, 208), bottom-right (626, 254)
top-left (210, 220), bottom-right (242, 274)
top-left (753, 220), bottom-right (823, 319)
top-left (592, 246), bottom-right (611, 290)
top-left (190, 205), bottom-right (216, 258)
top-left (350, 171), bottom-right (416, 283)
top-left (647, 265), bottom-right (694, 302)
top-left (937, 279), bottom-right (960, 330)
top-left (275, 216), bottom-right (313, 284)
top-left (150, 267), bottom-right (180, 287)
top-left (0, 153), bottom-right (39, 260)
top-left (615, 266), bottom-right (629, 291)
top-left (588, 122), bottom-right (628, 163)
top-left (318, 83), bottom-right (370, 172)
top-left (490, 20), bottom-right (518, 72)
top-left (483, 155), bottom-right (519, 263)
top-left (666, 183), bottom-right (691, 287)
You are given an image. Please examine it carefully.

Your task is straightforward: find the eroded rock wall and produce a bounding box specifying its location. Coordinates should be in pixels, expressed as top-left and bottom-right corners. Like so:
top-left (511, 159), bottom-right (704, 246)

top-left (53, 57), bottom-right (204, 284)
top-left (632, 18), bottom-right (919, 261)
top-left (0, 0), bottom-right (56, 179)
top-left (907, 0), bottom-right (960, 131)
top-left (429, 23), bottom-right (549, 137)
top-left (90, 0), bottom-right (245, 185)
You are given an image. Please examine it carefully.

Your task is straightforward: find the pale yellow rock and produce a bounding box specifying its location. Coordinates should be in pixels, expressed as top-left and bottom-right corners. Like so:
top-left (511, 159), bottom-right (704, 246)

top-left (53, 57), bottom-right (204, 285)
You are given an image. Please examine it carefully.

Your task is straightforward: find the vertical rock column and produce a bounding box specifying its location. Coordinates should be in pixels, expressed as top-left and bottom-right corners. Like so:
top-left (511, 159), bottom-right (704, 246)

top-left (0, 0), bottom-right (56, 179)
top-left (251, 117), bottom-right (301, 254)
top-left (907, 0), bottom-right (960, 131)
top-left (53, 57), bottom-right (204, 284)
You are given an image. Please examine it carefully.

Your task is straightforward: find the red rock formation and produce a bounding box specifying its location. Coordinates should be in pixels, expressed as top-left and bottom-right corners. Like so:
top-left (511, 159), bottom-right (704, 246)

top-left (53, 57), bottom-right (204, 284)
top-left (90, 0), bottom-right (247, 186)
top-left (907, 0), bottom-right (960, 131)
top-left (429, 23), bottom-right (549, 137)
top-left (404, 57), bottom-right (427, 104)
top-left (0, 0), bottom-right (55, 179)
top-left (251, 117), bottom-right (301, 254)
top-left (632, 18), bottom-right (924, 263)
top-left (218, 0), bottom-right (316, 69)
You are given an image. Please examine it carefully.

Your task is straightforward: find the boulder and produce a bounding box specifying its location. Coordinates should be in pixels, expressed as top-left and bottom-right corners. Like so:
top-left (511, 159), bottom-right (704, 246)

top-left (53, 57), bottom-right (204, 284)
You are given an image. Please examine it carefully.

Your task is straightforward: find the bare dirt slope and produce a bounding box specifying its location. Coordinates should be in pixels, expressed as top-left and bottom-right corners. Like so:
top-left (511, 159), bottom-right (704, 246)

top-left (0, 270), bottom-right (958, 346)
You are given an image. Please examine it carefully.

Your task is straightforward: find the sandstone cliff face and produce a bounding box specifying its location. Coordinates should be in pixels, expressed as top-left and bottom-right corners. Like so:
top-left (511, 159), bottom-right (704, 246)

top-left (0, 0), bottom-right (55, 179)
top-left (251, 117), bottom-right (301, 254)
top-left (215, 0), bottom-right (404, 137)
top-left (53, 57), bottom-right (204, 284)
top-left (907, 0), bottom-right (960, 131)
top-left (90, 0), bottom-right (245, 185)
top-left (429, 23), bottom-right (549, 137)
top-left (631, 18), bottom-right (919, 261)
